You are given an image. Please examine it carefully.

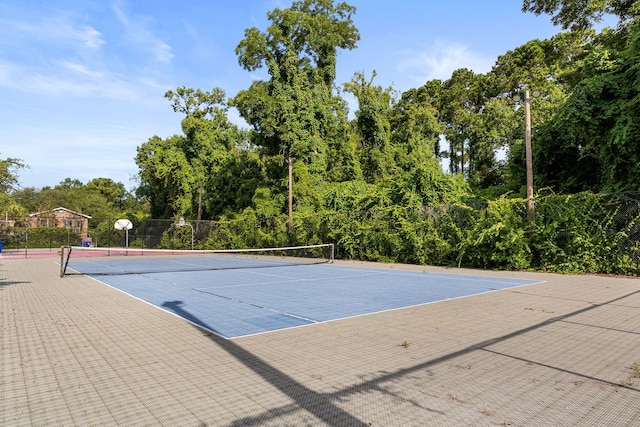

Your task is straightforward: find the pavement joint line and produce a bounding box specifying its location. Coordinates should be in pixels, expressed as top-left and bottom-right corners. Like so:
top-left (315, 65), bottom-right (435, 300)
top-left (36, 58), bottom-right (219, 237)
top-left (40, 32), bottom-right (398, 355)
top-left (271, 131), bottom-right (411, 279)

top-left (480, 348), bottom-right (640, 393)
top-left (4, 257), bottom-right (640, 425)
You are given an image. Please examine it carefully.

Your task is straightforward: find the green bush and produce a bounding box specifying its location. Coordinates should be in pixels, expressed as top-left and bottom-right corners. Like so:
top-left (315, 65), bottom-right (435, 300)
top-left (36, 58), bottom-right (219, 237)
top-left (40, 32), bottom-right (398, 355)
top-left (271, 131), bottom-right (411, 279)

top-left (26, 227), bottom-right (75, 248)
top-left (456, 198), bottom-right (532, 270)
top-left (38, 191), bottom-right (635, 275)
top-left (532, 192), bottom-right (638, 274)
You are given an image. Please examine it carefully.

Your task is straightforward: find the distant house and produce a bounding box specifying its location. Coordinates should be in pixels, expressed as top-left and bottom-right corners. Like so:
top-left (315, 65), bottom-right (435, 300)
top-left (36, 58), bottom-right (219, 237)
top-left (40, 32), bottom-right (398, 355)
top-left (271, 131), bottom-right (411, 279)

top-left (0, 214), bottom-right (15, 229)
top-left (28, 207), bottom-right (92, 242)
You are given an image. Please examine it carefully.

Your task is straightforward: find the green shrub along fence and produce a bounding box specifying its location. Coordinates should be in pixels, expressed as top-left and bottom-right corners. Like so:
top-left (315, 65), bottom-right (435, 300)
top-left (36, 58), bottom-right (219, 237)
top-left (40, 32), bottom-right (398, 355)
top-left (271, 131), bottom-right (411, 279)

top-left (297, 192), bottom-right (640, 275)
top-left (1, 191), bottom-right (638, 275)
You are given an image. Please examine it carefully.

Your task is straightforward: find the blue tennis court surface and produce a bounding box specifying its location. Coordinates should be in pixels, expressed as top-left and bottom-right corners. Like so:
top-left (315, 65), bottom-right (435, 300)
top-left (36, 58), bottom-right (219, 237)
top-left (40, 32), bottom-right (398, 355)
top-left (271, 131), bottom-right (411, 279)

top-left (70, 259), bottom-right (540, 339)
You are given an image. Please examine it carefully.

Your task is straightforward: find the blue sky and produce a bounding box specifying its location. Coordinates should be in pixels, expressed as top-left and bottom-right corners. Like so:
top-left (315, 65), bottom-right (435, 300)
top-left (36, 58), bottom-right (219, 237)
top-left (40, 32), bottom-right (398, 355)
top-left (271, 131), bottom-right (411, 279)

top-left (1, 0), bottom-right (565, 190)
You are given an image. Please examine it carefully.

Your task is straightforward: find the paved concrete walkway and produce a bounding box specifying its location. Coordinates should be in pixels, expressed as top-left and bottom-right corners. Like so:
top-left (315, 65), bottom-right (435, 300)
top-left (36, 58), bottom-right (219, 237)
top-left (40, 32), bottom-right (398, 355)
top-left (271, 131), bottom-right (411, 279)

top-left (1, 256), bottom-right (639, 426)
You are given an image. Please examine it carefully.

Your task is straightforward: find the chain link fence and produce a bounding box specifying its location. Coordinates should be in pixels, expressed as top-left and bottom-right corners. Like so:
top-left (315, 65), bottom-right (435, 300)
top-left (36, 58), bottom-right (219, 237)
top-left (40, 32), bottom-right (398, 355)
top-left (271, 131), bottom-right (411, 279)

top-left (0, 217), bottom-right (291, 252)
top-left (1, 192), bottom-right (638, 275)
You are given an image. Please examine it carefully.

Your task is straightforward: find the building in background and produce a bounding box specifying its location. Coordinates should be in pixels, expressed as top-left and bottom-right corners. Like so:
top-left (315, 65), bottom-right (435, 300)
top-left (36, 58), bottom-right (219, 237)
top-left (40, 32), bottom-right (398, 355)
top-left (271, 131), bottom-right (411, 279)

top-left (28, 207), bottom-right (92, 244)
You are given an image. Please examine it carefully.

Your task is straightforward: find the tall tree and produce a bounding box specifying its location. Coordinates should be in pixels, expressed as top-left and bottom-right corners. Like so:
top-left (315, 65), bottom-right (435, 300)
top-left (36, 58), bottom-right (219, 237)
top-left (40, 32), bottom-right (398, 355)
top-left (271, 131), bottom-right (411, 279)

top-left (0, 155), bottom-right (26, 194)
top-left (518, 0), bottom-right (640, 193)
top-left (386, 84), bottom-right (470, 207)
top-left (233, 0), bottom-right (360, 183)
top-left (136, 134), bottom-right (194, 218)
top-left (465, 98), bottom-right (514, 189)
top-left (489, 36), bottom-right (575, 194)
top-left (532, 21), bottom-right (640, 192)
top-left (136, 88), bottom-right (244, 219)
top-left (344, 70), bottom-right (396, 182)
top-left (439, 68), bottom-right (485, 176)
top-left (522, 0), bottom-right (637, 30)
top-left (10, 178), bottom-right (133, 219)
top-left (0, 153), bottom-right (27, 219)
top-left (390, 84), bottom-right (443, 171)
top-left (85, 178), bottom-right (131, 210)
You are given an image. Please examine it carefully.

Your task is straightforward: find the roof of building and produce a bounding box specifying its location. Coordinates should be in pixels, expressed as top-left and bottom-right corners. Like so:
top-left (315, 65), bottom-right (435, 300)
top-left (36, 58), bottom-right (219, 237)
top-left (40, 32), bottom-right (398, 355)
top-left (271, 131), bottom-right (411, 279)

top-left (29, 207), bottom-right (92, 219)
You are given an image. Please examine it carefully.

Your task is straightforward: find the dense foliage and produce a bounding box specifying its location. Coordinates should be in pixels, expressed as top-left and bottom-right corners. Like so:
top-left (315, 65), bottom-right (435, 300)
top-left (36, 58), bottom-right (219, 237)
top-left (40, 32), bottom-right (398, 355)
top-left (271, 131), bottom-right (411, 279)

top-left (2, 0), bottom-right (640, 275)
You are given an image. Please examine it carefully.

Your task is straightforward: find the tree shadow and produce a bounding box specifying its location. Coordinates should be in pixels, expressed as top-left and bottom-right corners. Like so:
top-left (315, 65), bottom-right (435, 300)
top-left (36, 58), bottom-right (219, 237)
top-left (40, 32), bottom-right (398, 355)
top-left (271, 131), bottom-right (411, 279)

top-left (161, 288), bottom-right (640, 425)
top-left (0, 280), bottom-right (29, 288)
top-left (162, 300), bottom-right (381, 426)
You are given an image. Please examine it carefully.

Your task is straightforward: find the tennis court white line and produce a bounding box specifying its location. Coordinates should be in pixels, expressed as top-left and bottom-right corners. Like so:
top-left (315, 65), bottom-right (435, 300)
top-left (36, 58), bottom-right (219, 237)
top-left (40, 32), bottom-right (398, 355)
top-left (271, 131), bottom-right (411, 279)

top-left (233, 279), bottom-right (546, 340)
top-left (66, 260), bottom-right (130, 274)
top-left (193, 271), bottom-right (390, 290)
top-left (321, 265), bottom-right (538, 286)
top-left (194, 269), bottom-right (532, 292)
top-left (194, 278), bottom-right (302, 290)
top-left (193, 287), bottom-right (318, 325)
top-left (242, 267), bottom-right (387, 280)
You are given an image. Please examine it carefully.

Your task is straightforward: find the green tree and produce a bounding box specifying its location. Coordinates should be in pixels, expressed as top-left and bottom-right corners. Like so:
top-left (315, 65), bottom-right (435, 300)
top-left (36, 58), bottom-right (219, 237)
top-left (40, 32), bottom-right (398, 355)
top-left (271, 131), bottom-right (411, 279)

top-left (465, 98), bottom-right (513, 189)
top-left (344, 70), bottom-right (396, 182)
top-left (11, 178), bottom-right (134, 219)
top-left (438, 68), bottom-right (485, 176)
top-left (207, 149), bottom-right (264, 216)
top-left (405, 80), bottom-right (447, 160)
top-left (390, 85), bottom-right (444, 172)
top-left (0, 155), bottom-right (26, 194)
top-left (0, 193), bottom-right (26, 218)
top-left (136, 134), bottom-right (191, 218)
top-left (489, 35), bottom-right (576, 195)
top-left (85, 178), bottom-right (135, 211)
top-left (233, 0), bottom-right (360, 185)
top-left (522, 0), bottom-right (637, 31)
top-left (136, 87), bottom-right (245, 219)
top-left (9, 187), bottom-right (38, 212)
top-left (533, 21), bottom-right (640, 192)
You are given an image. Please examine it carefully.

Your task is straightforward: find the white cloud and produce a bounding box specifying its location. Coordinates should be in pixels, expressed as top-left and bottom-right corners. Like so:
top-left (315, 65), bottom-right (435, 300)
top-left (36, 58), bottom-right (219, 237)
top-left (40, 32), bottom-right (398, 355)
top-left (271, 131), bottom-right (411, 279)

top-left (112, 4), bottom-right (174, 64)
top-left (74, 25), bottom-right (105, 50)
top-left (2, 13), bottom-right (104, 50)
top-left (150, 40), bottom-right (174, 64)
top-left (396, 40), bottom-right (495, 85)
top-left (112, 5), bottom-right (130, 27)
top-left (0, 4), bottom-right (173, 100)
top-left (0, 59), bottom-right (167, 104)
top-left (58, 61), bottom-right (105, 79)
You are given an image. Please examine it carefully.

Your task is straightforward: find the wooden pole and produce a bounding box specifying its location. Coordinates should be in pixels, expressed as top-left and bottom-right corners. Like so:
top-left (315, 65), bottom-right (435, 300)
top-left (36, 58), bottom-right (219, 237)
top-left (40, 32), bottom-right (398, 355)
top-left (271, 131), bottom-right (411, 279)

top-left (288, 157), bottom-right (293, 230)
top-left (524, 89), bottom-right (534, 223)
top-left (196, 181), bottom-right (203, 235)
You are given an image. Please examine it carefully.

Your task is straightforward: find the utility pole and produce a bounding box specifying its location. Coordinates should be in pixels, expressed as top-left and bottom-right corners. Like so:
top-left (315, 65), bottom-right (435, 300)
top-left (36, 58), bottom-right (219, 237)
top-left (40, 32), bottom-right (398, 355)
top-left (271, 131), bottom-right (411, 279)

top-left (524, 89), bottom-right (534, 223)
top-left (288, 157), bottom-right (294, 230)
top-left (196, 181), bottom-right (203, 235)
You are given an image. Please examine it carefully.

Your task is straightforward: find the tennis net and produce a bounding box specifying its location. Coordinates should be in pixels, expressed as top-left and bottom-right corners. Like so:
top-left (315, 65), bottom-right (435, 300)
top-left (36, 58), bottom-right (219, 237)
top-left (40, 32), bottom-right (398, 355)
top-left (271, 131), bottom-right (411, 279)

top-left (59, 243), bottom-right (334, 278)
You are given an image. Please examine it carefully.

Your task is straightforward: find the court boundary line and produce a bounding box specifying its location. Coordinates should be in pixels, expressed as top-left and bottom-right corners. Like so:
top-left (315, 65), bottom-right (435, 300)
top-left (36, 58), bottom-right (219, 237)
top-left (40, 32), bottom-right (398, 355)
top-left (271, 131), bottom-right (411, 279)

top-left (193, 287), bottom-right (318, 324)
top-left (65, 261), bottom-right (546, 340)
top-left (229, 279), bottom-right (546, 340)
